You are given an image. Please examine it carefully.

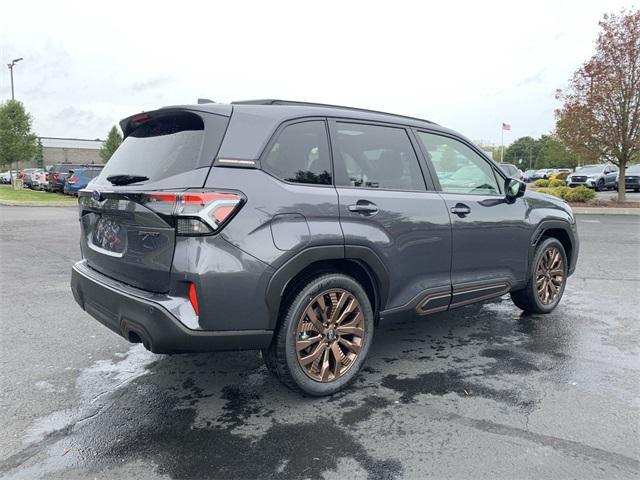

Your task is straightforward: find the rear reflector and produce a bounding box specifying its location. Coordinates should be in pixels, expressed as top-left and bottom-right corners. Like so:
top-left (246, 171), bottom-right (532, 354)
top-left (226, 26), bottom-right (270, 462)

top-left (188, 283), bottom-right (200, 316)
top-left (143, 190), bottom-right (244, 236)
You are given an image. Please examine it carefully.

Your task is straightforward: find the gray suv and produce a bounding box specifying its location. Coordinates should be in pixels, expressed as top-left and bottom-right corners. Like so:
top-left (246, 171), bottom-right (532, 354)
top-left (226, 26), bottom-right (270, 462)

top-left (71, 100), bottom-right (579, 396)
top-left (567, 164), bottom-right (619, 190)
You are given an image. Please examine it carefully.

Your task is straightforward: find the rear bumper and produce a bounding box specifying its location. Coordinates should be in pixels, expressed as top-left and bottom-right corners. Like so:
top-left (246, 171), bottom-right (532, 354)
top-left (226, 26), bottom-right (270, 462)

top-left (71, 260), bottom-right (272, 354)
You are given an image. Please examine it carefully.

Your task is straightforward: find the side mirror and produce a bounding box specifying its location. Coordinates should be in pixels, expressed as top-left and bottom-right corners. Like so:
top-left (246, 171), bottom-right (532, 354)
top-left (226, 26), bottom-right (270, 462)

top-left (505, 178), bottom-right (526, 200)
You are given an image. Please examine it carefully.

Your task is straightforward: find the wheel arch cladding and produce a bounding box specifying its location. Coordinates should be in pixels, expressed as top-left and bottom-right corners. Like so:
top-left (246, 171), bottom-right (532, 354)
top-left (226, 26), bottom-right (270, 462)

top-left (530, 220), bottom-right (577, 275)
top-left (265, 247), bottom-right (387, 330)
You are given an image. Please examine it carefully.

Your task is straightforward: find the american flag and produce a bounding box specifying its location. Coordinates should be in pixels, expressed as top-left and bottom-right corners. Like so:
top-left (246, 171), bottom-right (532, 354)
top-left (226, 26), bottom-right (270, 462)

top-left (502, 123), bottom-right (511, 131)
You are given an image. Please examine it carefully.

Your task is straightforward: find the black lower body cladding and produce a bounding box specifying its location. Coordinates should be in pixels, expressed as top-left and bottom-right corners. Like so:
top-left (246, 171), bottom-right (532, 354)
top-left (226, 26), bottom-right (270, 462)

top-left (71, 260), bottom-right (272, 354)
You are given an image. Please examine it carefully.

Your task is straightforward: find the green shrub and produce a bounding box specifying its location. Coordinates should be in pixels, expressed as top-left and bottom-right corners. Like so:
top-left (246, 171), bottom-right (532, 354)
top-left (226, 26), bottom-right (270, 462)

top-left (564, 185), bottom-right (596, 203)
top-left (549, 179), bottom-right (566, 187)
top-left (537, 186), bottom-right (574, 200)
top-left (533, 179), bottom-right (549, 188)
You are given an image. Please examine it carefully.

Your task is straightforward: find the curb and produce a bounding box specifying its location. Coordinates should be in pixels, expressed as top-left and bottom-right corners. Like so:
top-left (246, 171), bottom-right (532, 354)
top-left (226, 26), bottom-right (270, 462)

top-left (572, 206), bottom-right (640, 215)
top-left (0, 200), bottom-right (77, 207)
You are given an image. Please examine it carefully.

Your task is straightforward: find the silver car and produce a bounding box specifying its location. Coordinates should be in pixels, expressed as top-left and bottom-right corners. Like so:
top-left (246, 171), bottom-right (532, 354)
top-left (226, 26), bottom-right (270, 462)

top-left (567, 164), bottom-right (618, 191)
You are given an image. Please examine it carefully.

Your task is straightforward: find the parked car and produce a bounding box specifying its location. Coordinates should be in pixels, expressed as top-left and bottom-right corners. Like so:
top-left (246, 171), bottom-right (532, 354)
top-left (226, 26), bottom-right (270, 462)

top-left (19, 168), bottom-right (40, 188)
top-left (522, 169), bottom-right (536, 182)
top-left (71, 100), bottom-right (579, 396)
top-left (30, 169), bottom-right (49, 190)
top-left (0, 171), bottom-right (14, 184)
top-left (47, 163), bottom-right (89, 192)
top-left (531, 168), bottom-right (557, 181)
top-left (498, 163), bottom-right (524, 180)
top-left (617, 163), bottom-right (640, 192)
top-left (566, 164), bottom-right (618, 191)
top-left (63, 166), bottom-right (103, 195)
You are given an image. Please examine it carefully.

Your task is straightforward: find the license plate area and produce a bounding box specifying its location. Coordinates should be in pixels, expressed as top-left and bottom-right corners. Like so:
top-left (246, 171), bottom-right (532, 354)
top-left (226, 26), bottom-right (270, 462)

top-left (91, 216), bottom-right (127, 257)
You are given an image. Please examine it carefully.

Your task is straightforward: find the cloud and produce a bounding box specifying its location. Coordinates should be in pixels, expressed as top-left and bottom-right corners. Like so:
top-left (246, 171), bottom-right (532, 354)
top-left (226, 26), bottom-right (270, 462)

top-left (516, 70), bottom-right (546, 88)
top-left (129, 76), bottom-right (174, 92)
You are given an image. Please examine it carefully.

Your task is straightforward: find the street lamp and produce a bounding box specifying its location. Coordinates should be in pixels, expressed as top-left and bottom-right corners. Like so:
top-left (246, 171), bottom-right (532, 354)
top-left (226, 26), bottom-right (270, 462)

top-left (7, 57), bottom-right (23, 100)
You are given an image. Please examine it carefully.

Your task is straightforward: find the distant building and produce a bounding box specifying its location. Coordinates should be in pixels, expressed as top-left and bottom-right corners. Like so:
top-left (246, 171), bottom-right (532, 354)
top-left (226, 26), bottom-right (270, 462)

top-left (20, 137), bottom-right (104, 168)
top-left (42, 137), bottom-right (103, 166)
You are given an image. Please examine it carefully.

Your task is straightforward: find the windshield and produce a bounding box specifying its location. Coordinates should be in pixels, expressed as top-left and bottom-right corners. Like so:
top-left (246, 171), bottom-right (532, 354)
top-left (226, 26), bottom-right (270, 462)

top-left (94, 111), bottom-right (206, 186)
top-left (626, 164), bottom-right (640, 173)
top-left (575, 165), bottom-right (604, 174)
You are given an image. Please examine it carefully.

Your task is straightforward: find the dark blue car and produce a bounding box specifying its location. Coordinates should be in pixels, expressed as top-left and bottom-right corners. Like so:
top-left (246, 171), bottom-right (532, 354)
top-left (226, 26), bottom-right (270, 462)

top-left (63, 166), bottom-right (103, 195)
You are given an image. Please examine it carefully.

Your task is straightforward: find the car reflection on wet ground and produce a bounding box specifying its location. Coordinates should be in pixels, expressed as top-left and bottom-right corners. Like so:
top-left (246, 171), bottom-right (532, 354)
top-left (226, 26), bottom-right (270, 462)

top-left (0, 208), bottom-right (638, 479)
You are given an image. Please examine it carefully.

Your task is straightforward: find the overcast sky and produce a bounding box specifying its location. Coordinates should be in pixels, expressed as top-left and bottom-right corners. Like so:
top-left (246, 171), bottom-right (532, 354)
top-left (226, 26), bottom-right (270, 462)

top-left (1, 0), bottom-right (636, 145)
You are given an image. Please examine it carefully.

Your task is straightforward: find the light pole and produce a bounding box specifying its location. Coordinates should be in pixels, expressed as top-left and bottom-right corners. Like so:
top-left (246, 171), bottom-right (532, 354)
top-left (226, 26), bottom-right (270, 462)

top-left (7, 57), bottom-right (23, 100)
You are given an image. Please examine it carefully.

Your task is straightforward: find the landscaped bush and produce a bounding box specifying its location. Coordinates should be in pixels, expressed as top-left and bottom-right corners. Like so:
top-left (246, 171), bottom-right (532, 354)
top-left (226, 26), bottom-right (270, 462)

top-left (537, 185), bottom-right (592, 202)
top-left (533, 179), bottom-right (549, 188)
top-left (554, 171), bottom-right (571, 181)
top-left (549, 179), bottom-right (566, 187)
top-left (564, 185), bottom-right (596, 203)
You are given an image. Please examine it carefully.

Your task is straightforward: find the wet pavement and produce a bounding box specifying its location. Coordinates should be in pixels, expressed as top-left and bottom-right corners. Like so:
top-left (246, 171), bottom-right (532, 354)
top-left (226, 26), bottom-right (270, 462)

top-left (1, 206), bottom-right (639, 479)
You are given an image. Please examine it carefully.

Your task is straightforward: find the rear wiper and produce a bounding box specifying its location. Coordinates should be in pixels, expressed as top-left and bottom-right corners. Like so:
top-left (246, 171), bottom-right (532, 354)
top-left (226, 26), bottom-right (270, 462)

top-left (106, 174), bottom-right (149, 186)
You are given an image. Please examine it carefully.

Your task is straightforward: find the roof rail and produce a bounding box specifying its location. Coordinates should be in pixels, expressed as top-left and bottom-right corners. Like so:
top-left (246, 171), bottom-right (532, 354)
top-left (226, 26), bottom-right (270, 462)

top-left (231, 99), bottom-right (435, 125)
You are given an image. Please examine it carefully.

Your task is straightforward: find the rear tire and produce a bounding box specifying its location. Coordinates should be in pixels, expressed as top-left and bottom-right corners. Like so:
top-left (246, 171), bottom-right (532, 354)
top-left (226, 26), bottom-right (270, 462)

top-left (263, 273), bottom-right (374, 396)
top-left (511, 237), bottom-right (568, 314)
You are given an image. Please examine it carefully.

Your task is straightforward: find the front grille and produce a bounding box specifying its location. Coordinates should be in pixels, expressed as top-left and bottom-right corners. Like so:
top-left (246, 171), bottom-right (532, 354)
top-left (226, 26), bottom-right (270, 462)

top-left (571, 176), bottom-right (587, 182)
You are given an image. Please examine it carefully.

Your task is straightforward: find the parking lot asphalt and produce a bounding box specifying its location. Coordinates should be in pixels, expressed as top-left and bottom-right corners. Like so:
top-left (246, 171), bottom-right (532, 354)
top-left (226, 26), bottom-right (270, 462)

top-left (594, 190), bottom-right (640, 202)
top-left (0, 206), bottom-right (639, 479)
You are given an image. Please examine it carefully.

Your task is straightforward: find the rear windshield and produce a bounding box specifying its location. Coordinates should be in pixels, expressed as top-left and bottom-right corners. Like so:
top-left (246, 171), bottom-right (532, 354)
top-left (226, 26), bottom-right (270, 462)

top-left (73, 168), bottom-right (102, 178)
top-left (94, 111), bottom-right (206, 185)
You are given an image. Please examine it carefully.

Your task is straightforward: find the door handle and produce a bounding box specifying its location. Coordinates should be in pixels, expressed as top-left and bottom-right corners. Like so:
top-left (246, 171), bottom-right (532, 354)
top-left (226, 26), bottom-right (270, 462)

top-left (450, 203), bottom-right (471, 215)
top-left (348, 201), bottom-right (379, 215)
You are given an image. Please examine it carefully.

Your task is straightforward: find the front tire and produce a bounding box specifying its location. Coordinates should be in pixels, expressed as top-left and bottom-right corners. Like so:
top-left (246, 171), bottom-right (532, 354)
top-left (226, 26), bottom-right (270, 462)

top-left (263, 273), bottom-right (374, 396)
top-left (511, 237), bottom-right (568, 314)
top-left (595, 179), bottom-right (604, 191)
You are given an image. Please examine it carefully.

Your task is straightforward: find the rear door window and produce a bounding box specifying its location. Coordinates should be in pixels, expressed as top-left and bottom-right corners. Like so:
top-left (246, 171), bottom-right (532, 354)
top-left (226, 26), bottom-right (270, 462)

top-left (332, 122), bottom-right (426, 191)
top-left (262, 121), bottom-right (332, 185)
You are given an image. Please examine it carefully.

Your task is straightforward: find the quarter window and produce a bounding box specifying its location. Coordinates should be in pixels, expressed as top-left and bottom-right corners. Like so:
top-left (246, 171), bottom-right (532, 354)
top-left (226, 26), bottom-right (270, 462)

top-left (263, 121), bottom-right (332, 185)
top-left (333, 123), bottom-right (426, 191)
top-left (417, 132), bottom-right (502, 195)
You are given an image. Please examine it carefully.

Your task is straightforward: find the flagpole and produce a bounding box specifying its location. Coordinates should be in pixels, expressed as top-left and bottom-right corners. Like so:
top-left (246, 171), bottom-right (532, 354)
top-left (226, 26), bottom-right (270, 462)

top-left (500, 124), bottom-right (504, 162)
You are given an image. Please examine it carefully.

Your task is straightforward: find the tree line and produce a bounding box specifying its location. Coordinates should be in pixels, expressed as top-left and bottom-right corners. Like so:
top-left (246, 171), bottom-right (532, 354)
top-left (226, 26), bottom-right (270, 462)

top-left (479, 135), bottom-right (584, 171)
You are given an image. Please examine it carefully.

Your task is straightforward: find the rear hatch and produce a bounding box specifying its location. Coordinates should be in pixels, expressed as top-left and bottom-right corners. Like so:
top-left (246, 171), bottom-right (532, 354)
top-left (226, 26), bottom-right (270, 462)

top-left (78, 107), bottom-right (231, 292)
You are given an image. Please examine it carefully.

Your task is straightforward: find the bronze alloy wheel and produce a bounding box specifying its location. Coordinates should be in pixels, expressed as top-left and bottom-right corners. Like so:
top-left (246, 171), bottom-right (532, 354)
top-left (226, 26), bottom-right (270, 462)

top-left (295, 288), bottom-right (365, 382)
top-left (535, 246), bottom-right (565, 305)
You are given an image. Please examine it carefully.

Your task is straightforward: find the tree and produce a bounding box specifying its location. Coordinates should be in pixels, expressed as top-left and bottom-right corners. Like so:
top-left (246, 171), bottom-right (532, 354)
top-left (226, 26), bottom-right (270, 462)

top-left (0, 100), bottom-right (38, 188)
top-left (556, 9), bottom-right (640, 202)
top-left (100, 125), bottom-right (123, 163)
top-left (537, 134), bottom-right (581, 169)
top-left (34, 138), bottom-right (44, 169)
top-left (504, 136), bottom-right (541, 170)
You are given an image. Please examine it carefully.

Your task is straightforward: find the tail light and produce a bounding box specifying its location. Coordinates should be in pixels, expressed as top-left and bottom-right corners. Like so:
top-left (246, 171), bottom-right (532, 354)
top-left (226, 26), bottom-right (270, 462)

top-left (18, 173), bottom-right (24, 179)
top-left (45, 173), bottom-right (49, 182)
top-left (53, 172), bottom-right (59, 183)
top-left (67, 176), bottom-right (78, 184)
top-left (142, 190), bottom-right (245, 236)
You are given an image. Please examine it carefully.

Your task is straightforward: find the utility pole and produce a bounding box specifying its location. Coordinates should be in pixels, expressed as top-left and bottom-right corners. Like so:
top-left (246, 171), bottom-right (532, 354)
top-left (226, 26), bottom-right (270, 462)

top-left (7, 58), bottom-right (23, 100)
top-left (6, 58), bottom-right (24, 187)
